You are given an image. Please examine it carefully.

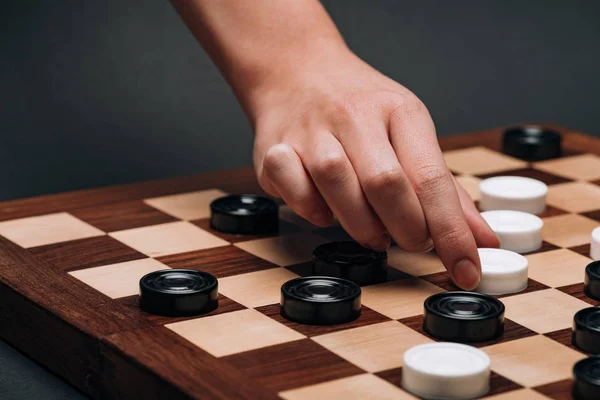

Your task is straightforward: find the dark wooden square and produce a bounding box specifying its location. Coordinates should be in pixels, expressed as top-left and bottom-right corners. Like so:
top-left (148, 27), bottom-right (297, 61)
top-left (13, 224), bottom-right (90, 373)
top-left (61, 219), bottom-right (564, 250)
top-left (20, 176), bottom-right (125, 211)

top-left (29, 235), bottom-right (146, 272)
top-left (70, 200), bottom-right (177, 232)
top-left (532, 379), bottom-right (573, 400)
top-left (569, 244), bottom-right (592, 258)
top-left (398, 315), bottom-right (538, 348)
top-left (476, 167), bottom-right (572, 186)
top-left (420, 271), bottom-right (550, 298)
top-left (256, 304), bottom-right (391, 337)
top-left (222, 339), bottom-right (364, 392)
top-left (156, 245), bottom-right (279, 278)
top-left (115, 293), bottom-right (246, 326)
top-left (556, 283), bottom-right (600, 306)
top-left (544, 328), bottom-right (584, 354)
top-left (523, 241), bottom-right (561, 255)
top-left (582, 209), bottom-right (600, 223)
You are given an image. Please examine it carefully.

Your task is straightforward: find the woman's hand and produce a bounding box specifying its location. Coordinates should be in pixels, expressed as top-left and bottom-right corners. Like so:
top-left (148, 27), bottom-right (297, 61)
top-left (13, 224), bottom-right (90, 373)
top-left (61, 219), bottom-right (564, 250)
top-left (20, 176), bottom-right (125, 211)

top-left (249, 47), bottom-right (498, 290)
top-left (171, 0), bottom-right (499, 290)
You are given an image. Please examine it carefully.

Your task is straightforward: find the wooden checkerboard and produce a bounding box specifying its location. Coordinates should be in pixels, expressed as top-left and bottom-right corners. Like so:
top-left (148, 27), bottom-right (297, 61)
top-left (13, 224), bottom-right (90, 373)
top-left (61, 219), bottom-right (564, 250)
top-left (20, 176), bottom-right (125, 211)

top-left (2, 125), bottom-right (600, 399)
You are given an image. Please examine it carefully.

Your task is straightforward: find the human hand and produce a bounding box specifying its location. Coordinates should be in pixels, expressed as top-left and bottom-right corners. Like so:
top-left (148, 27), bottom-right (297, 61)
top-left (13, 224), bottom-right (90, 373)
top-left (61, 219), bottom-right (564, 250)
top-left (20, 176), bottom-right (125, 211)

top-left (249, 47), bottom-right (499, 290)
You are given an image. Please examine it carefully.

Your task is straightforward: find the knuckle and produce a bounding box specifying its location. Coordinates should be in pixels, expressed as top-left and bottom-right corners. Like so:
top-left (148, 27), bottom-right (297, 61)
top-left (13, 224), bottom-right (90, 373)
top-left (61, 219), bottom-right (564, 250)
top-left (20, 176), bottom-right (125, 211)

top-left (392, 94), bottom-right (427, 118)
top-left (311, 152), bottom-right (349, 182)
top-left (413, 166), bottom-right (450, 198)
top-left (401, 236), bottom-right (434, 253)
top-left (324, 100), bottom-right (354, 125)
top-left (263, 144), bottom-right (291, 174)
top-left (362, 168), bottom-right (407, 195)
top-left (435, 224), bottom-right (471, 249)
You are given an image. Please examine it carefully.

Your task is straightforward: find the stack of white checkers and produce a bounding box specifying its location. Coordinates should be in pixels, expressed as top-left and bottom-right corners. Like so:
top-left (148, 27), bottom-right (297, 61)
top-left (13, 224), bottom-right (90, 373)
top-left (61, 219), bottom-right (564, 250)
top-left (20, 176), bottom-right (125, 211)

top-left (478, 175), bottom-right (600, 259)
top-left (479, 176), bottom-right (545, 254)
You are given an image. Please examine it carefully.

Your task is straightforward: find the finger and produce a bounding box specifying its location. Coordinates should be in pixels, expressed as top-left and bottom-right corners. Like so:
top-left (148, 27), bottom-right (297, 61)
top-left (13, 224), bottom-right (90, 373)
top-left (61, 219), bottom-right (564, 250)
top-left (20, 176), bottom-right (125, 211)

top-left (301, 133), bottom-right (390, 251)
top-left (336, 119), bottom-right (432, 252)
top-left (454, 178), bottom-right (500, 248)
top-left (262, 143), bottom-right (334, 227)
top-left (390, 98), bottom-right (480, 289)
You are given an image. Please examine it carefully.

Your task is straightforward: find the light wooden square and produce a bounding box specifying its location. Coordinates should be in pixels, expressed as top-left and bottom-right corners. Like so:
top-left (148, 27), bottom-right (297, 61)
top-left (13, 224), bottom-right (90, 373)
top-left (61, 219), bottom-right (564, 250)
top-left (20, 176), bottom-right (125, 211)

top-left (534, 154), bottom-right (600, 181)
top-left (454, 175), bottom-right (482, 201)
top-left (144, 189), bottom-right (227, 220)
top-left (0, 212), bottom-right (104, 248)
top-left (279, 373), bottom-right (416, 400)
top-left (443, 147), bottom-right (527, 175)
top-left (387, 247), bottom-right (446, 276)
top-left (312, 321), bottom-right (432, 373)
top-left (219, 267), bottom-right (299, 308)
top-left (109, 221), bottom-right (228, 258)
top-left (485, 389), bottom-right (551, 400)
top-left (483, 335), bottom-right (585, 387)
top-left (541, 214), bottom-right (599, 248)
top-left (166, 309), bottom-right (305, 357)
top-left (69, 258), bottom-right (168, 299)
top-left (546, 182), bottom-right (600, 213)
top-left (361, 278), bottom-right (443, 319)
top-left (234, 233), bottom-right (328, 267)
top-left (526, 249), bottom-right (591, 287)
top-left (501, 289), bottom-right (589, 333)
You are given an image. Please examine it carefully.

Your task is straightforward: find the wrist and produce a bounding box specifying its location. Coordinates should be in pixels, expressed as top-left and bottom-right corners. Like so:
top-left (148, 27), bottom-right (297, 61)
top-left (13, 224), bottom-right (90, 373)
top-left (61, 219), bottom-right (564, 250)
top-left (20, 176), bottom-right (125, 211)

top-left (229, 37), bottom-right (352, 123)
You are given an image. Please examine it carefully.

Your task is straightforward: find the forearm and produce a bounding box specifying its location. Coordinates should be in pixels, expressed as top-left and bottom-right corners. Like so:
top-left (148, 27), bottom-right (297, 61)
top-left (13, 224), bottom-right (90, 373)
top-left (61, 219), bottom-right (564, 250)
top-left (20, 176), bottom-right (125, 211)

top-left (170, 0), bottom-right (348, 116)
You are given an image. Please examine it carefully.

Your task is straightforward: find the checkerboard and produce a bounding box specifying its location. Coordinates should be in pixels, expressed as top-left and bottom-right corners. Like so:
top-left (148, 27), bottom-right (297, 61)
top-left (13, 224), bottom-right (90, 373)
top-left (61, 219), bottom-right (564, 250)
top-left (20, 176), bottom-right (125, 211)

top-left (1, 125), bottom-right (600, 399)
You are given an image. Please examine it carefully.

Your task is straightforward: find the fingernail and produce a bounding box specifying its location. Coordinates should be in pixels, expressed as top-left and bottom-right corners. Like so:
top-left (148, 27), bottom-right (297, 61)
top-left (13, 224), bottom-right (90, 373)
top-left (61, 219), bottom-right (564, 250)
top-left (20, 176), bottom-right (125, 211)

top-left (369, 233), bottom-right (391, 252)
top-left (452, 258), bottom-right (480, 290)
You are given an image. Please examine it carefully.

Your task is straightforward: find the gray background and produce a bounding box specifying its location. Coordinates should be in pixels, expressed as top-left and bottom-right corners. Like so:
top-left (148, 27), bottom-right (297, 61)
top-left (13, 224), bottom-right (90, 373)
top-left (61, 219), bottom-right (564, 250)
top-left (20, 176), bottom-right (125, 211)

top-left (1, 0), bottom-right (599, 398)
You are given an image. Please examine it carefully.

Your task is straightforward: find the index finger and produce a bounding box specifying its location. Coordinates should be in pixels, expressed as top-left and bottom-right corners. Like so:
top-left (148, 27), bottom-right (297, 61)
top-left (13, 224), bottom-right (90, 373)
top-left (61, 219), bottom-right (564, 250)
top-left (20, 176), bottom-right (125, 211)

top-left (389, 99), bottom-right (481, 290)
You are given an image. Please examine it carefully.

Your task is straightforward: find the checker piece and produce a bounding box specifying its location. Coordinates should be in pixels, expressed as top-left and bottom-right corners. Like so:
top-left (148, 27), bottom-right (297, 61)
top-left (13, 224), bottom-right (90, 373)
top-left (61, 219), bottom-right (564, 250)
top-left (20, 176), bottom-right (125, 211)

top-left (479, 175), bottom-right (548, 215)
top-left (573, 357), bottom-right (600, 400)
top-left (313, 241), bottom-right (387, 285)
top-left (481, 210), bottom-right (543, 254)
top-left (585, 261), bottom-right (600, 301)
top-left (502, 125), bottom-right (562, 161)
top-left (140, 269), bottom-right (218, 317)
top-left (476, 248), bottom-right (528, 295)
top-left (402, 342), bottom-right (490, 399)
top-left (423, 292), bottom-right (504, 342)
top-left (280, 276), bottom-right (361, 325)
top-left (573, 307), bottom-right (600, 354)
top-left (210, 194), bottom-right (278, 234)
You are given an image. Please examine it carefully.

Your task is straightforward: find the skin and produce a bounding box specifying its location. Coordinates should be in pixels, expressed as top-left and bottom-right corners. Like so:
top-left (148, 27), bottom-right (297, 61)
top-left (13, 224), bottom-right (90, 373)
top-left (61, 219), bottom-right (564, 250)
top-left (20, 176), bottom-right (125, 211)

top-left (171, 0), bottom-right (500, 289)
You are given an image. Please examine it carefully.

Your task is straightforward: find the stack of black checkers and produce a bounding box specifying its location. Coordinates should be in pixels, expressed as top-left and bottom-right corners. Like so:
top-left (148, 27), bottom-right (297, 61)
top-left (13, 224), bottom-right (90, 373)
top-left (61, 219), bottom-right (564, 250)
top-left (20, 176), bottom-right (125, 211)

top-left (140, 269), bottom-right (218, 317)
top-left (573, 357), bottom-right (600, 400)
top-left (502, 125), bottom-right (562, 161)
top-left (280, 276), bottom-right (361, 325)
top-left (280, 241), bottom-right (390, 325)
top-left (423, 292), bottom-right (505, 342)
top-left (584, 261), bottom-right (600, 301)
top-left (210, 194), bottom-right (278, 234)
top-left (312, 241), bottom-right (387, 285)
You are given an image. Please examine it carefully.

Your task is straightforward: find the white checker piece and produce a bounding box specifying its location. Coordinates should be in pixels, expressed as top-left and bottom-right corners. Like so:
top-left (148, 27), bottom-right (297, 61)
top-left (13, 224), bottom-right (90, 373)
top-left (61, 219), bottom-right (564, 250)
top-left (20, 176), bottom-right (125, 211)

top-left (476, 248), bottom-right (528, 295)
top-left (402, 342), bottom-right (490, 400)
top-left (481, 210), bottom-right (543, 254)
top-left (479, 176), bottom-right (547, 215)
top-left (592, 226), bottom-right (600, 260)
